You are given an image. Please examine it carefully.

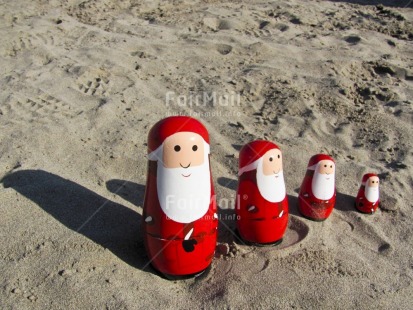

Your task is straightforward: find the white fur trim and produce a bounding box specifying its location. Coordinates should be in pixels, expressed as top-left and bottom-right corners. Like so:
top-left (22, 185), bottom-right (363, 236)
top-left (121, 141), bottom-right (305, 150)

top-left (238, 158), bottom-right (259, 176)
top-left (148, 144), bottom-right (163, 161)
top-left (307, 163), bottom-right (317, 170)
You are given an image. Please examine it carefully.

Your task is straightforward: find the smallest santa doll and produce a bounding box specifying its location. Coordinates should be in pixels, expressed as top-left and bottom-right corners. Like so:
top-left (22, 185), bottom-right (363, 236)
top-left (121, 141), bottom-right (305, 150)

top-left (355, 173), bottom-right (380, 214)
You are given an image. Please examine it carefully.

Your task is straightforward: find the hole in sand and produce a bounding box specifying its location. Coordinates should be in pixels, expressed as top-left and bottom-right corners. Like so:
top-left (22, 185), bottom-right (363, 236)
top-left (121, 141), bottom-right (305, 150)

top-left (277, 216), bottom-right (309, 250)
top-left (216, 44), bottom-right (233, 55)
top-left (344, 35), bottom-right (361, 44)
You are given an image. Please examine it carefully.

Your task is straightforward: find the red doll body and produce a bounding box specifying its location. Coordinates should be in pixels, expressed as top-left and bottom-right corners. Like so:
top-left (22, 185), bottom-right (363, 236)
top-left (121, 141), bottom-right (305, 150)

top-left (298, 154), bottom-right (336, 221)
top-left (142, 116), bottom-right (217, 277)
top-left (235, 140), bottom-right (288, 245)
top-left (355, 173), bottom-right (380, 214)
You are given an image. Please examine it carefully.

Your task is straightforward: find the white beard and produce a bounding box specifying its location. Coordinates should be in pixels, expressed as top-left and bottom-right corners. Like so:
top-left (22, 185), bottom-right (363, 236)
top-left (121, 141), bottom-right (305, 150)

top-left (256, 159), bottom-right (286, 203)
top-left (312, 171), bottom-right (335, 200)
top-left (156, 154), bottom-right (211, 223)
top-left (365, 186), bottom-right (379, 203)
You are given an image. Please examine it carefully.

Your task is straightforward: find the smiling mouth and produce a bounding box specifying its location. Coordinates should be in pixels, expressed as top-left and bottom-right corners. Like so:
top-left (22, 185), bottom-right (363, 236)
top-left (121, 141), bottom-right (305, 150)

top-left (181, 174), bottom-right (191, 178)
top-left (180, 163), bottom-right (191, 169)
top-left (273, 170), bottom-right (280, 177)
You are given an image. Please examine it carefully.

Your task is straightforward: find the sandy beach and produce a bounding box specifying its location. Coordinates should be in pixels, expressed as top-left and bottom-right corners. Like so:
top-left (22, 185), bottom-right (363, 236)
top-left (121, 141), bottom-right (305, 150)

top-left (1, 0), bottom-right (412, 308)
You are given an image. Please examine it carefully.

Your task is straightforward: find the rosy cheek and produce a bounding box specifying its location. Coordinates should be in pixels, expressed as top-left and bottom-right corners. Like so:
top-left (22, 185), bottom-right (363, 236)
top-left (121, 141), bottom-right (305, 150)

top-left (196, 154), bottom-right (204, 165)
top-left (173, 157), bottom-right (181, 167)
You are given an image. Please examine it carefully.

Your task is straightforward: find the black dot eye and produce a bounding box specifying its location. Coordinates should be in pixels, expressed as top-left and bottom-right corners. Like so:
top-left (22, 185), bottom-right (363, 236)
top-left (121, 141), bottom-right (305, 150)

top-left (192, 145), bottom-right (198, 151)
top-left (277, 154), bottom-right (280, 159)
top-left (174, 145), bottom-right (181, 152)
top-left (269, 157), bottom-right (273, 162)
top-left (330, 165), bottom-right (333, 168)
top-left (324, 165), bottom-right (327, 168)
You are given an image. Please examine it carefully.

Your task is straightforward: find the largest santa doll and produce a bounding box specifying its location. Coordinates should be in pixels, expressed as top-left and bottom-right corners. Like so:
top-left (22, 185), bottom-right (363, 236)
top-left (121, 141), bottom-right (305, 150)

top-left (142, 116), bottom-right (217, 278)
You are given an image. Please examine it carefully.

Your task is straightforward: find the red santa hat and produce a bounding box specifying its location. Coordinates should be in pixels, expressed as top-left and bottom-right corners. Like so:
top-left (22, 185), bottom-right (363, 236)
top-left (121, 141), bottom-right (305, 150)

top-left (307, 154), bottom-right (335, 170)
top-left (148, 116), bottom-right (210, 154)
top-left (361, 173), bottom-right (378, 186)
top-left (238, 140), bottom-right (280, 176)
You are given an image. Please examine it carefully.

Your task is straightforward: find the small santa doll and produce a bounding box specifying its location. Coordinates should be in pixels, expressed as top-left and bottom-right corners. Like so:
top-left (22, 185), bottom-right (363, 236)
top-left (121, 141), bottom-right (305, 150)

top-left (355, 173), bottom-right (380, 214)
top-left (298, 154), bottom-right (336, 221)
top-left (235, 140), bottom-right (289, 245)
top-left (142, 116), bottom-right (218, 278)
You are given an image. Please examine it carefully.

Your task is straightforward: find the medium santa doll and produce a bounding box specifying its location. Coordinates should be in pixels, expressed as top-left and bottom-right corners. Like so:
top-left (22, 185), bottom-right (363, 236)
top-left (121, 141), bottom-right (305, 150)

top-left (298, 154), bottom-right (336, 221)
top-left (355, 173), bottom-right (380, 214)
top-left (235, 140), bottom-right (289, 245)
top-left (142, 116), bottom-right (217, 278)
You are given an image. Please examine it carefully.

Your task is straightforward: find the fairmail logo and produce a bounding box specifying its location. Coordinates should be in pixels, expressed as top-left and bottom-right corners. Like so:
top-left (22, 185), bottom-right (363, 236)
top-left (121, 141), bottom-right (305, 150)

top-left (165, 91), bottom-right (241, 107)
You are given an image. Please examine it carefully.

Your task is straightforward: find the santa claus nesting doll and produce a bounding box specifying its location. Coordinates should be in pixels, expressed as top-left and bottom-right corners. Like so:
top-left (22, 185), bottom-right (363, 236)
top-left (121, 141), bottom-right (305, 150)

top-left (235, 140), bottom-right (289, 245)
top-left (142, 116), bottom-right (218, 278)
top-left (298, 154), bottom-right (336, 221)
top-left (355, 173), bottom-right (380, 214)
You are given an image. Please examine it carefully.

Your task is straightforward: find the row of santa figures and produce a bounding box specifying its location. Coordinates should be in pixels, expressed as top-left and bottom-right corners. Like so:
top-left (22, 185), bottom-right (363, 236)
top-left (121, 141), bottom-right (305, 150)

top-left (142, 116), bottom-right (380, 279)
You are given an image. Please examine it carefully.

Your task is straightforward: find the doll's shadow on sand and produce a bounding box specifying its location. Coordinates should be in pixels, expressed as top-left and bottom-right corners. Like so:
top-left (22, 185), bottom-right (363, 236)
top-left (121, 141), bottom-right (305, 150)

top-left (216, 177), bottom-right (238, 243)
top-left (106, 179), bottom-right (144, 208)
top-left (1, 170), bottom-right (155, 273)
top-left (335, 192), bottom-right (357, 213)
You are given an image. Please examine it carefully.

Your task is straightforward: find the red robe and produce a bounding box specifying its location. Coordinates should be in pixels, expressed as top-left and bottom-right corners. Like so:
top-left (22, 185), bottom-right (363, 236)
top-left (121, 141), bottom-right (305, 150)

top-left (236, 170), bottom-right (288, 244)
top-left (142, 161), bottom-right (217, 276)
top-left (298, 170), bottom-right (336, 221)
top-left (355, 185), bottom-right (379, 214)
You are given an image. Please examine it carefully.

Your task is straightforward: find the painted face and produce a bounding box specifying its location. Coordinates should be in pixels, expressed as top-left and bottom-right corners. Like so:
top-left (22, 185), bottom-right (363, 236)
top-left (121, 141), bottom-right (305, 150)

top-left (367, 176), bottom-right (379, 187)
top-left (155, 132), bottom-right (211, 223)
top-left (162, 132), bottom-right (205, 169)
top-left (262, 149), bottom-right (283, 176)
top-left (311, 160), bottom-right (335, 200)
top-left (317, 160), bottom-right (335, 175)
top-left (257, 148), bottom-right (286, 203)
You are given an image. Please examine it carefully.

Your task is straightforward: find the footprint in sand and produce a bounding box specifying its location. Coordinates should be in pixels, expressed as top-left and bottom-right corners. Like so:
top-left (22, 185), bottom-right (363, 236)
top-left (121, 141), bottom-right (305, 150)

top-left (344, 35), bottom-right (362, 45)
top-left (216, 44), bottom-right (233, 55)
top-left (254, 28), bottom-right (272, 38)
top-left (2, 91), bottom-right (80, 125)
top-left (1, 30), bottom-right (58, 58)
top-left (76, 68), bottom-right (110, 96)
top-left (203, 17), bottom-right (233, 31)
top-left (32, 31), bottom-right (56, 47)
top-left (274, 23), bottom-right (289, 32)
top-left (66, 0), bottom-right (115, 26)
top-left (1, 33), bottom-right (34, 57)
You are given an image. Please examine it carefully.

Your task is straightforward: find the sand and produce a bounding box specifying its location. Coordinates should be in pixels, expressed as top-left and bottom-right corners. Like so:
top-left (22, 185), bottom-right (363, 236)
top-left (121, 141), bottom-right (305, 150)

top-left (1, 0), bottom-right (412, 308)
